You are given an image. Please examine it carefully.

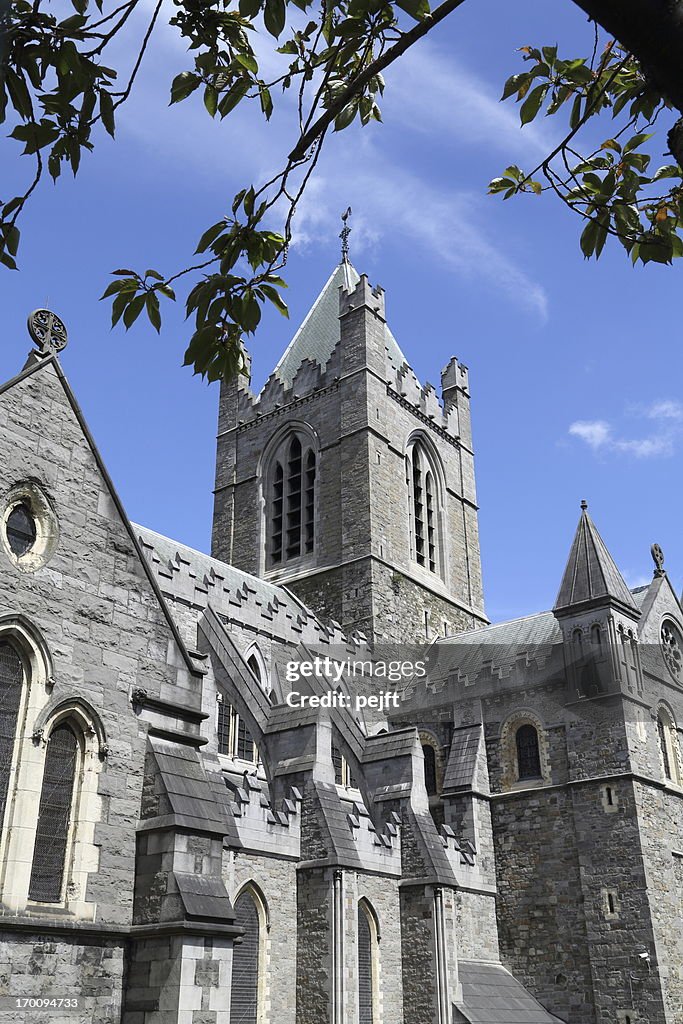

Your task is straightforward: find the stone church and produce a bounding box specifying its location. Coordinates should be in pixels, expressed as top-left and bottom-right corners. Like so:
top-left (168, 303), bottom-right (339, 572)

top-left (0, 256), bottom-right (681, 1024)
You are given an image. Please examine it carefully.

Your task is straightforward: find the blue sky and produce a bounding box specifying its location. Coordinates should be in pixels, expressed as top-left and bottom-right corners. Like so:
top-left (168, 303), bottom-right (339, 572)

top-left (1, 0), bottom-right (682, 623)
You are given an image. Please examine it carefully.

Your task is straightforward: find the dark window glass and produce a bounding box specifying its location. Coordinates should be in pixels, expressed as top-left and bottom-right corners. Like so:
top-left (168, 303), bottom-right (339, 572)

top-left (516, 724), bottom-right (542, 780)
top-left (236, 716), bottom-right (254, 761)
top-left (247, 655), bottom-right (262, 685)
top-left (412, 451), bottom-right (425, 566)
top-left (358, 906), bottom-right (374, 1024)
top-left (422, 744), bottom-right (438, 796)
top-left (304, 449), bottom-right (316, 554)
top-left (0, 644), bottom-right (23, 831)
top-left (6, 504), bottom-right (36, 557)
top-left (29, 723), bottom-right (78, 902)
top-left (230, 892), bottom-right (260, 1024)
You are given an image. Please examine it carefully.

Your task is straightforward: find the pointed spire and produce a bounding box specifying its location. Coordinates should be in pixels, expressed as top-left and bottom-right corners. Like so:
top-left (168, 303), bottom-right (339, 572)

top-left (554, 502), bottom-right (638, 614)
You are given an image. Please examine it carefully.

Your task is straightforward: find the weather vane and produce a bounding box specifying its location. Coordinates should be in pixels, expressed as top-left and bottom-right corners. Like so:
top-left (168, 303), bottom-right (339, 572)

top-left (340, 207), bottom-right (352, 263)
top-left (27, 309), bottom-right (68, 357)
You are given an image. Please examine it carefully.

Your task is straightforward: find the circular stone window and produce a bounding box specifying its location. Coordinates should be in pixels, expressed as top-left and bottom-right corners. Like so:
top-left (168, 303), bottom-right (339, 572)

top-left (661, 619), bottom-right (683, 682)
top-left (1, 483), bottom-right (59, 573)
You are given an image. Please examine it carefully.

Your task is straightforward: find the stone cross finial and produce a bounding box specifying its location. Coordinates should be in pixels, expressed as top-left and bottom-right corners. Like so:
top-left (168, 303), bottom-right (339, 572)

top-left (651, 543), bottom-right (665, 576)
top-left (340, 207), bottom-right (352, 263)
top-left (27, 308), bottom-right (68, 356)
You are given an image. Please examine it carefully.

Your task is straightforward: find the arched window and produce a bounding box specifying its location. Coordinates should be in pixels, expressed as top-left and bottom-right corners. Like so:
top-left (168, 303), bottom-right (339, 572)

top-left (267, 432), bottom-right (317, 568)
top-left (29, 722), bottom-right (79, 902)
top-left (422, 744), bottom-right (438, 796)
top-left (0, 643), bottom-right (24, 832)
top-left (217, 693), bottom-right (258, 764)
top-left (657, 708), bottom-right (681, 784)
top-left (245, 647), bottom-right (270, 699)
top-left (358, 901), bottom-right (379, 1024)
top-left (231, 889), bottom-right (261, 1024)
top-left (406, 438), bottom-right (443, 575)
top-left (516, 724), bottom-right (542, 780)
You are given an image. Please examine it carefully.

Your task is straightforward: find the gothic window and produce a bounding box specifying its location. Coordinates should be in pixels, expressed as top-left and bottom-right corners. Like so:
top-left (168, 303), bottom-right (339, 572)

top-left (230, 890), bottom-right (261, 1024)
top-left (267, 432), bottom-right (317, 568)
top-left (358, 901), bottom-right (379, 1024)
top-left (29, 722), bottom-right (79, 902)
top-left (6, 504), bottom-right (36, 557)
top-left (406, 439), bottom-right (443, 575)
top-left (657, 707), bottom-right (681, 784)
top-left (422, 744), bottom-right (438, 796)
top-left (516, 724), bottom-right (542, 780)
top-left (217, 693), bottom-right (258, 764)
top-left (0, 643), bottom-right (24, 833)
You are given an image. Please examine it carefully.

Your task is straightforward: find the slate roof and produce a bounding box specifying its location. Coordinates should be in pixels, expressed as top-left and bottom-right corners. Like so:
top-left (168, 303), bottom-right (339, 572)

top-left (554, 505), bottom-right (637, 613)
top-left (443, 725), bottom-right (484, 791)
top-left (271, 260), bottom-right (409, 388)
top-left (454, 961), bottom-right (565, 1023)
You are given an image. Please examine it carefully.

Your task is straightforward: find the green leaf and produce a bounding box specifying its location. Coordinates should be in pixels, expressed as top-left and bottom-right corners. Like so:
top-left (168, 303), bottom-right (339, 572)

top-left (579, 219), bottom-right (598, 259)
top-left (259, 85), bottom-right (273, 119)
top-left (520, 84), bottom-right (548, 126)
top-left (260, 283), bottom-right (289, 316)
top-left (99, 90), bottom-right (115, 137)
top-left (204, 85), bottom-right (218, 118)
top-left (239, 0), bottom-right (262, 16)
top-left (653, 165), bottom-right (681, 181)
top-left (170, 72), bottom-right (201, 105)
top-left (196, 220), bottom-right (227, 254)
top-left (236, 53), bottom-right (258, 74)
top-left (395, 0), bottom-right (430, 19)
top-left (264, 0), bottom-right (286, 38)
top-left (334, 100), bottom-right (358, 132)
top-left (623, 132), bottom-right (654, 155)
top-left (145, 292), bottom-right (161, 332)
top-left (218, 79), bottom-right (250, 118)
top-left (122, 293), bottom-right (146, 329)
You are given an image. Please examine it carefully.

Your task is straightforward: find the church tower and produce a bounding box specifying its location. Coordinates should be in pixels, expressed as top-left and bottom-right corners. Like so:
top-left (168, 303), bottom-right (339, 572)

top-left (211, 249), bottom-right (487, 643)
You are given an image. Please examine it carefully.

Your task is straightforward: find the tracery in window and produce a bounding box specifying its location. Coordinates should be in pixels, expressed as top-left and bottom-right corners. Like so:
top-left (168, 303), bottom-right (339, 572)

top-left (267, 431), bottom-right (317, 568)
top-left (406, 438), bottom-right (443, 576)
top-left (28, 722), bottom-right (79, 903)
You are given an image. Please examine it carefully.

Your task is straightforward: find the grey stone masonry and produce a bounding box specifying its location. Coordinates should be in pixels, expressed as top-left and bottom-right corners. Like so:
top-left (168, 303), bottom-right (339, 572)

top-left (212, 265), bottom-right (487, 643)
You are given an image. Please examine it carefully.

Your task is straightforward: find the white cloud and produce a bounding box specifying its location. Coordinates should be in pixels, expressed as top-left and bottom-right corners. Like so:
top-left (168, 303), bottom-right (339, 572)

top-left (569, 412), bottom-right (679, 459)
top-left (384, 42), bottom-right (553, 160)
top-left (569, 420), bottom-right (611, 450)
top-left (644, 399), bottom-right (683, 420)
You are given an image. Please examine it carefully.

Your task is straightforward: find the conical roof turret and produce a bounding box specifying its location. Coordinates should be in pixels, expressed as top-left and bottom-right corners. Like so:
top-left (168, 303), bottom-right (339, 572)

top-left (554, 502), bottom-right (638, 614)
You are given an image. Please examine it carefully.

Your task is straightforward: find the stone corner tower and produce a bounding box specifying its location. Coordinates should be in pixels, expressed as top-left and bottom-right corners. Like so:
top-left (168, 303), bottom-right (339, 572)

top-left (211, 255), bottom-right (487, 643)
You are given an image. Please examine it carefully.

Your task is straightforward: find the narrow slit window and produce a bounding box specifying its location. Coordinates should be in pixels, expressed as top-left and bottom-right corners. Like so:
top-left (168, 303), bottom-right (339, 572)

top-left (358, 905), bottom-right (375, 1024)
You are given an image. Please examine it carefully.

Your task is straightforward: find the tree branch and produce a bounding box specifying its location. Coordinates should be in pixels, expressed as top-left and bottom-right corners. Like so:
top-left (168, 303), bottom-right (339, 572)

top-left (288, 0), bottom-right (468, 162)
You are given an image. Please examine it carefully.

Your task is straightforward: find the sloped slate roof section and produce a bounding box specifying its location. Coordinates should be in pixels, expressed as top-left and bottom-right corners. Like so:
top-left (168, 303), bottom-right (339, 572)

top-left (443, 725), bottom-right (485, 792)
top-left (454, 961), bottom-right (566, 1023)
top-left (554, 506), bottom-right (637, 614)
top-left (271, 261), bottom-right (409, 387)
